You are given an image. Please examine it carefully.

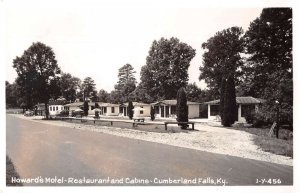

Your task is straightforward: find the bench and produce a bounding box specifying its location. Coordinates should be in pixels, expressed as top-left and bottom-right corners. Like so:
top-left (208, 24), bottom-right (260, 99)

top-left (164, 121), bottom-right (195, 130)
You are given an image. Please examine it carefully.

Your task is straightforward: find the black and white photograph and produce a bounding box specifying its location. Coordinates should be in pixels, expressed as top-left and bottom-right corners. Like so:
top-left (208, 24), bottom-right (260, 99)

top-left (1, 0), bottom-right (298, 192)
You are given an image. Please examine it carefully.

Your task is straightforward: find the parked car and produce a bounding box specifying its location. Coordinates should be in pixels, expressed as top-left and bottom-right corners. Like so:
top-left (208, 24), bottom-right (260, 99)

top-left (24, 110), bottom-right (34, 116)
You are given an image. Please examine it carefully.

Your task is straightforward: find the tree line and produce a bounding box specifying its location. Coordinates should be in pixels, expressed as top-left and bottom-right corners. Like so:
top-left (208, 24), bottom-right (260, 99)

top-left (6, 8), bottom-right (292, 126)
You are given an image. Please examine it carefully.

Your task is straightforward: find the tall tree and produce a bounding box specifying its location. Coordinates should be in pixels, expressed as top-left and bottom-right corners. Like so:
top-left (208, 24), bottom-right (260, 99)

top-left (140, 37), bottom-right (196, 101)
top-left (83, 101), bottom-right (89, 116)
top-left (113, 64), bottom-right (136, 103)
top-left (243, 8), bottom-right (292, 128)
top-left (221, 75), bottom-right (237, 127)
top-left (60, 73), bottom-right (81, 102)
top-left (176, 87), bottom-right (188, 129)
top-left (81, 77), bottom-right (96, 101)
top-left (200, 27), bottom-right (244, 99)
top-left (13, 42), bottom-right (61, 119)
top-left (219, 77), bottom-right (226, 121)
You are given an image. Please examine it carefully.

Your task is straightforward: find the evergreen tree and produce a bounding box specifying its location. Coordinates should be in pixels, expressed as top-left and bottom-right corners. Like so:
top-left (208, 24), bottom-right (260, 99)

top-left (227, 75), bottom-right (237, 125)
top-left (128, 101), bottom-right (134, 120)
top-left (83, 101), bottom-right (89, 116)
top-left (113, 64), bottom-right (136, 103)
top-left (221, 75), bottom-right (237, 126)
top-left (150, 106), bottom-right (155, 121)
top-left (81, 77), bottom-right (96, 101)
top-left (219, 77), bottom-right (226, 120)
top-left (176, 87), bottom-right (188, 129)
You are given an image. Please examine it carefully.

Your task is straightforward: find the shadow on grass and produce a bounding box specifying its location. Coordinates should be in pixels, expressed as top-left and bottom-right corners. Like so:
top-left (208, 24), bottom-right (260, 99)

top-left (6, 155), bottom-right (23, 186)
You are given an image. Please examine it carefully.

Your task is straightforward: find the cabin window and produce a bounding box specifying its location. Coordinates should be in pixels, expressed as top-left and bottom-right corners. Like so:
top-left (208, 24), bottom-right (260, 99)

top-left (140, 110), bottom-right (143, 114)
top-left (111, 107), bottom-right (115, 113)
top-left (56, 106), bottom-right (58, 111)
top-left (119, 107), bottom-right (123, 113)
top-left (171, 106), bottom-right (176, 114)
top-left (155, 106), bottom-right (159, 114)
top-left (50, 107), bottom-right (52, 111)
top-left (61, 107), bottom-right (63, 110)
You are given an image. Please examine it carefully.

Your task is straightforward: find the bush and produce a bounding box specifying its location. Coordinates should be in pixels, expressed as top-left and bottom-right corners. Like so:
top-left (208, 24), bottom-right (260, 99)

top-left (245, 111), bottom-right (270, 128)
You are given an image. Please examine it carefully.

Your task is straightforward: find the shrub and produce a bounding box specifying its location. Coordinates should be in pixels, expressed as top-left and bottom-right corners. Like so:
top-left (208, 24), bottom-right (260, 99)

top-left (150, 106), bottom-right (155, 121)
top-left (176, 87), bottom-right (188, 129)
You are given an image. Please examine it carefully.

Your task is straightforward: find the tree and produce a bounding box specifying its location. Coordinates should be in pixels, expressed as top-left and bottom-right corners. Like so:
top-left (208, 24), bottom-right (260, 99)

top-left (12, 42), bottom-right (61, 119)
top-left (176, 87), bottom-right (188, 129)
top-left (83, 101), bottom-right (89, 116)
top-left (128, 101), bottom-right (134, 120)
top-left (243, 8), bottom-right (293, 130)
top-left (221, 75), bottom-right (237, 127)
top-left (6, 81), bottom-right (19, 108)
top-left (113, 64), bottom-right (136, 103)
top-left (200, 27), bottom-right (244, 99)
top-left (140, 37), bottom-right (196, 101)
top-left (185, 83), bottom-right (203, 102)
top-left (150, 106), bottom-right (155, 121)
top-left (60, 73), bottom-right (81, 102)
top-left (108, 90), bottom-right (122, 104)
top-left (219, 77), bottom-right (226, 121)
top-left (129, 85), bottom-right (153, 103)
top-left (81, 77), bottom-right (97, 101)
top-left (98, 89), bottom-right (109, 102)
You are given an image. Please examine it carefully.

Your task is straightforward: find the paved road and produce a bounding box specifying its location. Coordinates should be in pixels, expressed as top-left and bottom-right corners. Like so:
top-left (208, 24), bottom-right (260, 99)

top-left (6, 115), bottom-right (293, 186)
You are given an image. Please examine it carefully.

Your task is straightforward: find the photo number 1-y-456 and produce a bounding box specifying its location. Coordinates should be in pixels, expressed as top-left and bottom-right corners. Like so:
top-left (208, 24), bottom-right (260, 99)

top-left (255, 178), bottom-right (282, 185)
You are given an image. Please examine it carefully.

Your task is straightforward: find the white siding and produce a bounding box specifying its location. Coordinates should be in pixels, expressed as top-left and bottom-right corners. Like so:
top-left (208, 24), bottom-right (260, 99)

top-left (188, 104), bottom-right (199, 118)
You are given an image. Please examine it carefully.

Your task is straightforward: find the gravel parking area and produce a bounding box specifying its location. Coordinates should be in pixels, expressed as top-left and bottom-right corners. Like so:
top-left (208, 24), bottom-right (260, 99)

top-left (9, 114), bottom-right (292, 166)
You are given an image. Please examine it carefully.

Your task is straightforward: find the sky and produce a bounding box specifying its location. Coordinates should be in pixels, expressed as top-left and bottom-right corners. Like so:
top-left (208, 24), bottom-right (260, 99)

top-left (4, 1), bottom-right (263, 92)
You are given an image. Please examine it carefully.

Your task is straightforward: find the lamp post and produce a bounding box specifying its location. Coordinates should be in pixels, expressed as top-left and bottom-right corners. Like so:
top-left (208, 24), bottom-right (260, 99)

top-left (275, 100), bottom-right (280, 138)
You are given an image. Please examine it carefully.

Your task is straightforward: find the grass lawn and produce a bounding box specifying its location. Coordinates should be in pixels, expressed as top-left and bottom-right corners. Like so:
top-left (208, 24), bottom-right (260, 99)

top-left (231, 126), bottom-right (293, 158)
top-left (6, 156), bottom-right (23, 186)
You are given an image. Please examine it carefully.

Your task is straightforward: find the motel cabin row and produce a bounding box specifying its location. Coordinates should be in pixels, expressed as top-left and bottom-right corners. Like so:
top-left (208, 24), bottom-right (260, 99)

top-left (35, 96), bottom-right (264, 123)
top-left (41, 99), bottom-right (200, 119)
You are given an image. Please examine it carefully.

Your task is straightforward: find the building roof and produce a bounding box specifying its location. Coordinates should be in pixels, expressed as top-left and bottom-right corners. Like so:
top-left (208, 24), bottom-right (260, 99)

top-left (99, 103), bottom-right (120, 107)
top-left (49, 100), bottom-right (66, 106)
top-left (151, 99), bottom-right (200, 106)
top-left (64, 102), bottom-right (83, 107)
top-left (204, 97), bottom-right (265, 105)
top-left (121, 102), bottom-right (150, 107)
